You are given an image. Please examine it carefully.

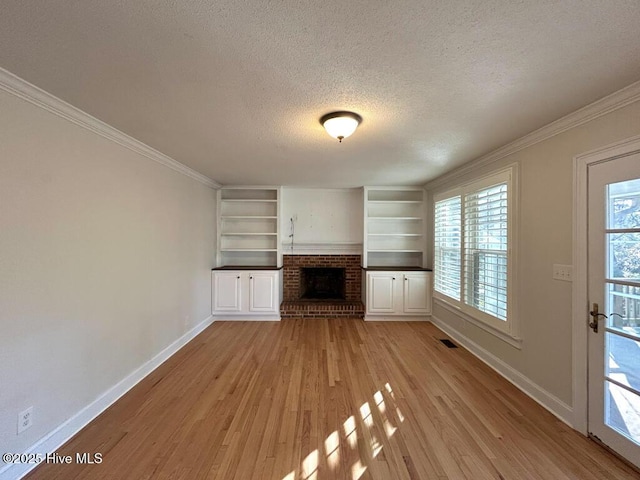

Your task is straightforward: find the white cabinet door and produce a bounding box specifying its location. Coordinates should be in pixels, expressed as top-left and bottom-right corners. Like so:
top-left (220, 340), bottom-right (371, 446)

top-left (367, 273), bottom-right (397, 313)
top-left (213, 272), bottom-right (242, 312)
top-left (249, 272), bottom-right (278, 313)
top-left (403, 272), bottom-right (430, 314)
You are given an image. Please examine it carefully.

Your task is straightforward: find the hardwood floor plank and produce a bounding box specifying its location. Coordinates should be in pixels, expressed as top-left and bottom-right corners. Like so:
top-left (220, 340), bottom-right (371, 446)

top-left (24, 319), bottom-right (640, 480)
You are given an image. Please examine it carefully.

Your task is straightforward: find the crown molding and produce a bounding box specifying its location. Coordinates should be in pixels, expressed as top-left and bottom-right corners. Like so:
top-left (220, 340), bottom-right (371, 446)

top-left (424, 80), bottom-right (640, 190)
top-left (0, 68), bottom-right (221, 189)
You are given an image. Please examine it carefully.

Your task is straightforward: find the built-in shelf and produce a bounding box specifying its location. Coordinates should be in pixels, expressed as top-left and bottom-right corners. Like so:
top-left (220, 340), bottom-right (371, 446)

top-left (221, 199), bottom-right (278, 203)
top-left (368, 249), bottom-right (423, 253)
top-left (363, 187), bottom-right (426, 268)
top-left (368, 216), bottom-right (423, 220)
top-left (222, 232), bottom-right (278, 236)
top-left (221, 188), bottom-right (277, 201)
top-left (367, 189), bottom-right (423, 202)
top-left (221, 248), bottom-right (278, 252)
top-left (368, 233), bottom-right (423, 237)
top-left (217, 187), bottom-right (281, 267)
top-left (220, 215), bottom-right (278, 219)
top-left (367, 200), bottom-right (423, 204)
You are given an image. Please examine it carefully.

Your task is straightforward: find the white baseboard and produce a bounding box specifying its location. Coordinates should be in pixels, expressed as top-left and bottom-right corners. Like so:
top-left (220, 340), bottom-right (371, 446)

top-left (212, 314), bottom-right (280, 321)
top-left (0, 315), bottom-right (215, 480)
top-left (364, 314), bottom-right (431, 321)
top-left (430, 315), bottom-right (574, 427)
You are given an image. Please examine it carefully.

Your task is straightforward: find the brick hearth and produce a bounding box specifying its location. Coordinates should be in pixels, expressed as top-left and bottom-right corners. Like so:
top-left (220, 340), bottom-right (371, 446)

top-left (281, 254), bottom-right (363, 318)
top-left (280, 301), bottom-right (364, 319)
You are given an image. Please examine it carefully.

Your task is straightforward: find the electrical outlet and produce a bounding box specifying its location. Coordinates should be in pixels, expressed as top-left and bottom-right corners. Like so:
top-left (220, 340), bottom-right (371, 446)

top-left (17, 407), bottom-right (33, 434)
top-left (553, 264), bottom-right (573, 282)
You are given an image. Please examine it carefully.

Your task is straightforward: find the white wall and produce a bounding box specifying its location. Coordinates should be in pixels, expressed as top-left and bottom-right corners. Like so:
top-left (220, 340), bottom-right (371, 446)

top-left (425, 99), bottom-right (640, 416)
top-left (281, 188), bottom-right (362, 248)
top-left (0, 88), bottom-right (216, 460)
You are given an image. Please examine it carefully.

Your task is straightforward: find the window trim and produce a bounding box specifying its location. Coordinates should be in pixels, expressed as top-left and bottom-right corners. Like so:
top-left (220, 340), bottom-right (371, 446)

top-left (433, 165), bottom-right (520, 342)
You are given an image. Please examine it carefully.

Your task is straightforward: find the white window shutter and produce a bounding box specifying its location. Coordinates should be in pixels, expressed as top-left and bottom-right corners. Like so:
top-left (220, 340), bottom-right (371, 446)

top-left (434, 196), bottom-right (462, 301)
top-left (464, 183), bottom-right (508, 320)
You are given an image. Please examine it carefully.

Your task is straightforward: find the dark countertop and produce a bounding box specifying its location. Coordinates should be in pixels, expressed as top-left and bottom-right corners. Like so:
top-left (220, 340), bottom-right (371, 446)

top-left (212, 265), bottom-right (283, 270)
top-left (361, 266), bottom-right (432, 271)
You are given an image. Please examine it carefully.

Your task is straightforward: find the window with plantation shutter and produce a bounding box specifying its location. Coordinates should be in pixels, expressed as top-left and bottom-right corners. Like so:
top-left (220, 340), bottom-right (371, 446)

top-left (464, 183), bottom-right (508, 320)
top-left (434, 196), bottom-right (461, 300)
top-left (433, 167), bottom-right (517, 338)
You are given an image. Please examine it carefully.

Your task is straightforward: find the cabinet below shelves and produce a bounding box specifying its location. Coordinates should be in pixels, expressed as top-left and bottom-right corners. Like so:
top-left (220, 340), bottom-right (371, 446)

top-left (212, 270), bottom-right (281, 320)
top-left (364, 271), bottom-right (432, 321)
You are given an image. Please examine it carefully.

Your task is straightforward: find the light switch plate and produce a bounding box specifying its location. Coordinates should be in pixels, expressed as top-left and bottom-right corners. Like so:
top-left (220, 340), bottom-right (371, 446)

top-left (553, 264), bottom-right (573, 282)
top-left (18, 406), bottom-right (33, 434)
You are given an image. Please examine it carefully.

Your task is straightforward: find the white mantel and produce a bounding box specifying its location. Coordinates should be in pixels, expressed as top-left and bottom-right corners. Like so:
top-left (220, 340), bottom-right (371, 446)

top-left (281, 242), bottom-right (362, 255)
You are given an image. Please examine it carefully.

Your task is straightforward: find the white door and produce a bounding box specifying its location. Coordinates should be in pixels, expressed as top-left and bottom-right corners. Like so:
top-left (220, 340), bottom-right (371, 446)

top-left (403, 273), bottom-right (430, 314)
top-left (587, 151), bottom-right (640, 468)
top-left (367, 273), bottom-right (397, 313)
top-left (213, 272), bottom-right (242, 312)
top-left (249, 272), bottom-right (277, 313)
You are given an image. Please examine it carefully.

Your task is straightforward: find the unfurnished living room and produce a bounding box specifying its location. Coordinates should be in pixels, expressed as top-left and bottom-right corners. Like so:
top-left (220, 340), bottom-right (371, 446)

top-left (1, 1), bottom-right (640, 479)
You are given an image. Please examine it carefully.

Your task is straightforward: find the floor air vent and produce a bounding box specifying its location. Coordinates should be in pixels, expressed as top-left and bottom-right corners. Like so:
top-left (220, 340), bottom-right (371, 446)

top-left (439, 339), bottom-right (458, 349)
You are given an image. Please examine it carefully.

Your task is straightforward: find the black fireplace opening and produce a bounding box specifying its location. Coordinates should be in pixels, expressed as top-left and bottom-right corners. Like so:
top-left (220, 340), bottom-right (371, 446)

top-left (300, 267), bottom-right (346, 300)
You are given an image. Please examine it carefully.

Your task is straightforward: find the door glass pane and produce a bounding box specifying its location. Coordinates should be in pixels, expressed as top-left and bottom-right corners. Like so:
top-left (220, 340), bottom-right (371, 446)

top-left (607, 283), bottom-right (640, 331)
top-left (608, 233), bottom-right (640, 281)
top-left (608, 178), bottom-right (640, 229)
top-left (606, 332), bottom-right (640, 392)
top-left (605, 381), bottom-right (640, 445)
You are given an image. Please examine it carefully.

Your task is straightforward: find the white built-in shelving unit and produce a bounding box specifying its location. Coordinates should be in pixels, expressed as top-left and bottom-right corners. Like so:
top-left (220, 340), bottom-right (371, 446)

top-left (363, 187), bottom-right (426, 268)
top-left (216, 187), bottom-right (281, 267)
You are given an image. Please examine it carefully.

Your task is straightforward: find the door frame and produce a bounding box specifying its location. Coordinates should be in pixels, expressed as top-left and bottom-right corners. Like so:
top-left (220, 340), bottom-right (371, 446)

top-left (572, 134), bottom-right (640, 434)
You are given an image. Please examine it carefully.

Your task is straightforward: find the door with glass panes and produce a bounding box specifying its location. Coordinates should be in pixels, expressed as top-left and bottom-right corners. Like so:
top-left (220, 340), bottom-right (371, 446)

top-left (587, 151), bottom-right (640, 469)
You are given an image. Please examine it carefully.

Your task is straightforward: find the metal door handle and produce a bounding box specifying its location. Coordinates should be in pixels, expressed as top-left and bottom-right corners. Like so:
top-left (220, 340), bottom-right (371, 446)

top-left (589, 303), bottom-right (607, 333)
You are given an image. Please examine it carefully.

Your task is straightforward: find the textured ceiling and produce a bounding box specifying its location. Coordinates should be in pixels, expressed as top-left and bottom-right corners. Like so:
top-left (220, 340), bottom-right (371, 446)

top-left (1, 1), bottom-right (640, 187)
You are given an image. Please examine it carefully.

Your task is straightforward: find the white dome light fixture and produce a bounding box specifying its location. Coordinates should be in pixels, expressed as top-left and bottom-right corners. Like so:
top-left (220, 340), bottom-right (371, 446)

top-left (320, 111), bottom-right (363, 143)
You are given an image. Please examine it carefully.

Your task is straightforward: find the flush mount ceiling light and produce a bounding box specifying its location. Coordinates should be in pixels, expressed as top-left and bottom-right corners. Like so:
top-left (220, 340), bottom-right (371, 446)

top-left (320, 111), bottom-right (362, 143)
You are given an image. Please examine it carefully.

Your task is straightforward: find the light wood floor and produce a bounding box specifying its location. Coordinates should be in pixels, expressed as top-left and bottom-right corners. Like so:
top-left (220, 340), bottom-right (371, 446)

top-left (27, 319), bottom-right (639, 480)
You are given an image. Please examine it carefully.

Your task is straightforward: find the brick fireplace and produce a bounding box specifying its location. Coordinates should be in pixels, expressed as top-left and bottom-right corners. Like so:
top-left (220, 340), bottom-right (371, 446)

top-left (281, 254), bottom-right (364, 318)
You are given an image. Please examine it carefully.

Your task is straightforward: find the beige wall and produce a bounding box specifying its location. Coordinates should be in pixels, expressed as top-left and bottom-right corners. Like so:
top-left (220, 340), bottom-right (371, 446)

top-left (425, 100), bottom-right (640, 408)
top-left (0, 90), bottom-right (216, 455)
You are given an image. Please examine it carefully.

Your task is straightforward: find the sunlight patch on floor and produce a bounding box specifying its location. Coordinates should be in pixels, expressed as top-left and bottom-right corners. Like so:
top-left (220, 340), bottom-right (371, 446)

top-left (344, 415), bottom-right (358, 448)
top-left (351, 460), bottom-right (367, 480)
top-left (324, 431), bottom-right (340, 469)
top-left (281, 383), bottom-right (402, 479)
top-left (302, 450), bottom-right (318, 480)
top-left (360, 402), bottom-right (373, 427)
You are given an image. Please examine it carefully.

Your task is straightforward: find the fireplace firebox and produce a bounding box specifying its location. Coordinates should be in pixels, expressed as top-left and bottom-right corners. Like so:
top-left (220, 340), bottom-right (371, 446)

top-left (301, 267), bottom-right (345, 300)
